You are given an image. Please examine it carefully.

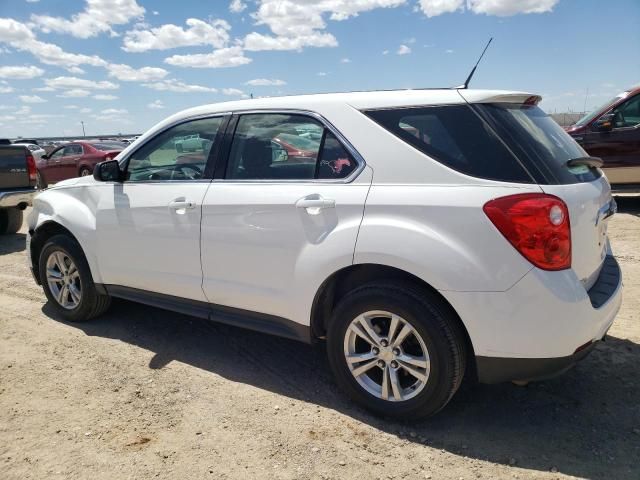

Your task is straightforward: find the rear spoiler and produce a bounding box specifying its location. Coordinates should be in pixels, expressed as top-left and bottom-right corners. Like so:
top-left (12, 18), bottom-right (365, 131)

top-left (458, 90), bottom-right (542, 106)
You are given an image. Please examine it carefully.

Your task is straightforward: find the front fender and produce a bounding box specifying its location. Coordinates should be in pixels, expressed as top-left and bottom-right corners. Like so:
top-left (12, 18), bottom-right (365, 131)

top-left (28, 186), bottom-right (102, 283)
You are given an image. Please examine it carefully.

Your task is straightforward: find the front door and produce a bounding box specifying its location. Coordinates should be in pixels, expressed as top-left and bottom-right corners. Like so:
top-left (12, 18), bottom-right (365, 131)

top-left (95, 115), bottom-right (226, 301)
top-left (60, 144), bottom-right (83, 179)
top-left (44, 146), bottom-right (66, 182)
top-left (201, 112), bottom-right (371, 323)
top-left (584, 93), bottom-right (640, 184)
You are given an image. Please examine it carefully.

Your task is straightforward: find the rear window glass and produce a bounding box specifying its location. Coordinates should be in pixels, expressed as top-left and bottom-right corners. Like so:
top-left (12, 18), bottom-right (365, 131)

top-left (365, 105), bottom-right (533, 183)
top-left (477, 104), bottom-right (600, 184)
top-left (92, 142), bottom-right (125, 151)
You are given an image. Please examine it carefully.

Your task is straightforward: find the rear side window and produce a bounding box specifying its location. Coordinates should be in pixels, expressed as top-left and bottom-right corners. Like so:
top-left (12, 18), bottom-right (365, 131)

top-left (365, 105), bottom-right (532, 183)
top-left (225, 113), bottom-right (357, 180)
top-left (476, 104), bottom-right (600, 184)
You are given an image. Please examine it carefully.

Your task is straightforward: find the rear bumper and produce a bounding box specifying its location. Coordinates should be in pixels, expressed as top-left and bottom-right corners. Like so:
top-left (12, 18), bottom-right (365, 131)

top-left (0, 188), bottom-right (36, 208)
top-left (476, 340), bottom-right (597, 384)
top-left (442, 254), bottom-right (622, 373)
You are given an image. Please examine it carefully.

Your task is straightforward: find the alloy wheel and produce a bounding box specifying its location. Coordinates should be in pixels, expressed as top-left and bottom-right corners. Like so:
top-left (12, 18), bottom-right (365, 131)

top-left (343, 310), bottom-right (430, 402)
top-left (46, 251), bottom-right (82, 310)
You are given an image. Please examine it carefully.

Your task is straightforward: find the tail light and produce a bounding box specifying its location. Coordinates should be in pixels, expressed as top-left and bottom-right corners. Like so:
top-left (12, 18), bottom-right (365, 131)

top-left (483, 193), bottom-right (571, 271)
top-left (104, 153), bottom-right (114, 161)
top-left (26, 153), bottom-right (37, 185)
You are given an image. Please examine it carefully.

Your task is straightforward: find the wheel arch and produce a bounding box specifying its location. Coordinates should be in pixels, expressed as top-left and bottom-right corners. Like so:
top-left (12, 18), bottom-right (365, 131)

top-left (29, 221), bottom-right (82, 284)
top-left (310, 263), bottom-right (477, 376)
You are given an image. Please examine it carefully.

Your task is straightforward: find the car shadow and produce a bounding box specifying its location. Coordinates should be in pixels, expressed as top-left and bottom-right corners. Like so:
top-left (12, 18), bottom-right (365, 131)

top-left (43, 300), bottom-right (639, 480)
top-left (0, 233), bottom-right (26, 255)
top-left (614, 194), bottom-right (640, 217)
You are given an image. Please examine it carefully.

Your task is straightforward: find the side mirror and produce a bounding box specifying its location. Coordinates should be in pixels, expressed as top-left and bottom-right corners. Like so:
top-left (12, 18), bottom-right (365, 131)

top-left (593, 113), bottom-right (614, 132)
top-left (93, 159), bottom-right (122, 182)
top-left (41, 154), bottom-right (49, 160)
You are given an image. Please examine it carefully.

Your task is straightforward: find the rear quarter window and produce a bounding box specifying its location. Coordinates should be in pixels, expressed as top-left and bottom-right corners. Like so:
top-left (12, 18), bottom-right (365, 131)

top-left (364, 105), bottom-right (533, 183)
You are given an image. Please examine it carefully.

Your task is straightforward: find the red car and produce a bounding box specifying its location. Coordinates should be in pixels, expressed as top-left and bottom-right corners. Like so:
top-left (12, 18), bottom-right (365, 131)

top-left (564, 85), bottom-right (640, 191)
top-left (37, 141), bottom-right (124, 188)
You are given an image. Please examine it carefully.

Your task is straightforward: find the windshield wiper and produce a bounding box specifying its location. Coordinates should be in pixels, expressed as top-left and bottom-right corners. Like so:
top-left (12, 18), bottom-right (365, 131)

top-left (566, 156), bottom-right (603, 169)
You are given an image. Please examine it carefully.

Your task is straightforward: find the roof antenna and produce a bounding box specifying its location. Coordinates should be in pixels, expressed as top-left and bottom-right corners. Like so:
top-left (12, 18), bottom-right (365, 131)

top-left (456, 37), bottom-right (493, 89)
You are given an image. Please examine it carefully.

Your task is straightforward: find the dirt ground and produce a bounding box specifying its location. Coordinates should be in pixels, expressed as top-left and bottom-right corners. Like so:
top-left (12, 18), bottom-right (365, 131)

top-left (1, 198), bottom-right (639, 480)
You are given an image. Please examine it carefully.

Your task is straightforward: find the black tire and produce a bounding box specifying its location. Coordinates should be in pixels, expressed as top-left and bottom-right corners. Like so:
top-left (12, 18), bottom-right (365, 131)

top-left (38, 234), bottom-right (111, 322)
top-left (327, 282), bottom-right (466, 420)
top-left (79, 167), bottom-right (91, 177)
top-left (36, 171), bottom-right (47, 189)
top-left (0, 208), bottom-right (23, 235)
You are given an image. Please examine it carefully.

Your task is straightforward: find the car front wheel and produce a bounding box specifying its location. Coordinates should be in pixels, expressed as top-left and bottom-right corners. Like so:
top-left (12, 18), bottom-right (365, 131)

top-left (327, 282), bottom-right (466, 419)
top-left (38, 234), bottom-right (111, 322)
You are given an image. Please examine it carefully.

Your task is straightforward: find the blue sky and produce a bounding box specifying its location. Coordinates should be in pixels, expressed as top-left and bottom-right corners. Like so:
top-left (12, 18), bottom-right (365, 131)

top-left (0, 0), bottom-right (638, 138)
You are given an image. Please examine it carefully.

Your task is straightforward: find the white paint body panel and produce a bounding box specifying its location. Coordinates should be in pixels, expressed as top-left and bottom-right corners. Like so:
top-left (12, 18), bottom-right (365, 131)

top-left (28, 89), bottom-right (623, 363)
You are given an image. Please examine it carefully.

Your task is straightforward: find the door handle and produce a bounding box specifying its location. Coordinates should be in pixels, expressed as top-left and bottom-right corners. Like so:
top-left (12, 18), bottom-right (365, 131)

top-left (295, 195), bottom-right (335, 214)
top-left (168, 200), bottom-right (196, 211)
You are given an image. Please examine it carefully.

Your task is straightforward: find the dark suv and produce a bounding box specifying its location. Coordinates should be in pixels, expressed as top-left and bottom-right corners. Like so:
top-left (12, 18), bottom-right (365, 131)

top-left (565, 86), bottom-right (640, 191)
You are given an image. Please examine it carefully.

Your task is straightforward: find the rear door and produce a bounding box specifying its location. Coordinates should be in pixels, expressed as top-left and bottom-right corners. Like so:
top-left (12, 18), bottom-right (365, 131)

top-left (200, 112), bottom-right (370, 321)
top-left (474, 102), bottom-right (614, 289)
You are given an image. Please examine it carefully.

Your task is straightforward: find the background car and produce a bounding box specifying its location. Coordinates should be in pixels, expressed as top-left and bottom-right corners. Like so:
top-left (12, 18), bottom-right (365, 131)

top-left (565, 85), bottom-right (640, 191)
top-left (36, 141), bottom-right (124, 188)
top-left (13, 142), bottom-right (46, 161)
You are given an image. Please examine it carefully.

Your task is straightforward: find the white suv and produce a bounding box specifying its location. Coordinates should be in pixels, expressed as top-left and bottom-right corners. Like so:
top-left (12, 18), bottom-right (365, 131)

top-left (27, 89), bottom-right (623, 419)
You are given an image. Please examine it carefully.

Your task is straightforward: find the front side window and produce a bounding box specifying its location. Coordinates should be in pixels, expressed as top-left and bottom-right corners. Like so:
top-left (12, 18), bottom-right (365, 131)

top-left (225, 113), bottom-right (357, 180)
top-left (127, 116), bottom-right (223, 182)
top-left (49, 148), bottom-right (65, 159)
top-left (612, 94), bottom-right (640, 128)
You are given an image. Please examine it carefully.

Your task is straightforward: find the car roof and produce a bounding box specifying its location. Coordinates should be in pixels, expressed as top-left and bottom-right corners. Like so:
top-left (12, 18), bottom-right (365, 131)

top-left (161, 88), bottom-right (536, 124)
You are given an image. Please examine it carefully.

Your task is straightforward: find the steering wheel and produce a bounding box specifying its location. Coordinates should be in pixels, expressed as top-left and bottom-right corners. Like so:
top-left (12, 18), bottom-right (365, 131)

top-left (171, 164), bottom-right (202, 180)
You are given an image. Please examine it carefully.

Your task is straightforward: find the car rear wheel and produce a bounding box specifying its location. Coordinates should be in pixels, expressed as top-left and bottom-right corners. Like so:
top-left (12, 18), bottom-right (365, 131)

top-left (0, 208), bottom-right (23, 235)
top-left (79, 167), bottom-right (91, 177)
top-left (36, 171), bottom-right (47, 189)
top-left (39, 234), bottom-right (111, 322)
top-left (327, 282), bottom-right (466, 419)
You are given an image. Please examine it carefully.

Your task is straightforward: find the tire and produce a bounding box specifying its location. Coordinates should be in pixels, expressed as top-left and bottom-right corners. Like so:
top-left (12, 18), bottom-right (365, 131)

top-left (327, 282), bottom-right (466, 419)
top-left (36, 171), bottom-right (47, 189)
top-left (0, 208), bottom-right (23, 235)
top-left (79, 167), bottom-right (91, 177)
top-left (38, 234), bottom-right (111, 322)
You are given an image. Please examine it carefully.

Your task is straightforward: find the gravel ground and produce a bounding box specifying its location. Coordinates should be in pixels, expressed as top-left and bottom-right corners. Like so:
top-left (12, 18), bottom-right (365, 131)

top-left (1, 198), bottom-right (639, 480)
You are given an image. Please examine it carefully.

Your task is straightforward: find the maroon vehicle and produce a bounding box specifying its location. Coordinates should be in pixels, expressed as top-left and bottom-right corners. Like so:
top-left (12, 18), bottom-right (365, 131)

top-left (36, 141), bottom-right (124, 188)
top-left (564, 85), bottom-right (640, 191)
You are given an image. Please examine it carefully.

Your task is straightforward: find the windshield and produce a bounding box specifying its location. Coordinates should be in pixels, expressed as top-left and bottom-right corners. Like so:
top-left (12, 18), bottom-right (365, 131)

top-left (574, 92), bottom-right (629, 126)
top-left (478, 103), bottom-right (600, 184)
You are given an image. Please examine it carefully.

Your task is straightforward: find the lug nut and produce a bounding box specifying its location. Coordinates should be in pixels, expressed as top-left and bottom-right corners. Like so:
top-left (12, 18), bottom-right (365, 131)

top-left (392, 348), bottom-right (400, 356)
top-left (390, 360), bottom-right (399, 369)
top-left (372, 347), bottom-right (380, 355)
top-left (380, 339), bottom-right (389, 347)
top-left (377, 360), bottom-right (386, 368)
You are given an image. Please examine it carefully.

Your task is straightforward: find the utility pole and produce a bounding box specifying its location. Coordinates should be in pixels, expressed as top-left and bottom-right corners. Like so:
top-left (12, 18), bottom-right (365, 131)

top-left (81, 121), bottom-right (86, 137)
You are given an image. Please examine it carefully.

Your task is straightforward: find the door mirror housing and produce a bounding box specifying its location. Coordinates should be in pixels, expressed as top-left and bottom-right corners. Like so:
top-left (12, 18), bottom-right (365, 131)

top-left (593, 113), bottom-right (614, 132)
top-left (41, 154), bottom-right (49, 160)
top-left (93, 159), bottom-right (122, 182)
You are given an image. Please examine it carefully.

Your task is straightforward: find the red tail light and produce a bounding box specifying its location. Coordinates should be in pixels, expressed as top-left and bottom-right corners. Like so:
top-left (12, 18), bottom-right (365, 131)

top-left (104, 153), bottom-right (114, 161)
top-left (26, 154), bottom-right (37, 184)
top-left (483, 193), bottom-right (571, 271)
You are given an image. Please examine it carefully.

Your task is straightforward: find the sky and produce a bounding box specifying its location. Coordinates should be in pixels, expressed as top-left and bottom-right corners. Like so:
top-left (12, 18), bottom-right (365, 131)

top-left (0, 0), bottom-right (638, 138)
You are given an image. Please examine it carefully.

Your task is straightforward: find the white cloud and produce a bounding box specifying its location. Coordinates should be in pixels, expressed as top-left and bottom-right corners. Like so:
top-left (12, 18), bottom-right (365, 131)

top-left (445, 48), bottom-right (454, 53)
top-left (16, 105), bottom-right (31, 115)
top-left (31, 0), bottom-right (145, 38)
top-left (243, 31), bottom-right (337, 51)
top-left (245, 78), bottom-right (286, 86)
top-left (0, 65), bottom-right (44, 79)
top-left (32, 86), bottom-right (55, 92)
top-left (0, 18), bottom-right (107, 69)
top-left (101, 108), bottom-right (127, 115)
top-left (45, 76), bottom-right (119, 90)
top-left (93, 94), bottom-right (118, 100)
top-left (244, 0), bottom-right (404, 51)
top-left (417, 0), bottom-right (559, 17)
top-left (64, 105), bottom-right (79, 109)
top-left (165, 46), bottom-right (251, 68)
top-left (397, 44), bottom-right (411, 55)
top-left (222, 88), bottom-right (244, 96)
top-left (56, 89), bottom-right (91, 98)
top-left (148, 99), bottom-right (164, 109)
top-left (382, 49), bottom-right (389, 55)
top-left (66, 66), bottom-right (86, 74)
top-left (230, 0), bottom-right (247, 13)
top-left (317, 72), bottom-right (328, 76)
top-left (0, 85), bottom-right (15, 93)
top-left (19, 95), bottom-right (47, 103)
top-left (123, 18), bottom-right (231, 52)
top-left (142, 79), bottom-right (217, 93)
top-left (105, 63), bottom-right (168, 81)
